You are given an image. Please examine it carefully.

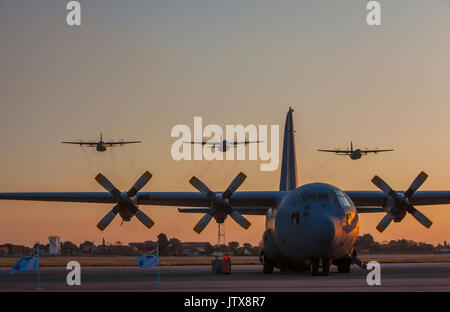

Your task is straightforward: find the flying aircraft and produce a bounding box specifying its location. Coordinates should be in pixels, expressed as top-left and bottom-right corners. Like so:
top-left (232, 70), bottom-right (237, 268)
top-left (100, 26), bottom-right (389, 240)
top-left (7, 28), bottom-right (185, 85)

top-left (318, 142), bottom-right (393, 160)
top-left (184, 137), bottom-right (263, 153)
top-left (61, 133), bottom-right (141, 152)
top-left (1, 108), bottom-right (449, 276)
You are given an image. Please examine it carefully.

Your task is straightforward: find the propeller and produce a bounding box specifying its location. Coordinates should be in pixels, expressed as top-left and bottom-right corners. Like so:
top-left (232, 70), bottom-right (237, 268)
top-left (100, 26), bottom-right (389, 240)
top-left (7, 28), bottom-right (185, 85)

top-left (189, 172), bottom-right (251, 234)
top-left (95, 171), bottom-right (154, 231)
top-left (371, 171), bottom-right (432, 233)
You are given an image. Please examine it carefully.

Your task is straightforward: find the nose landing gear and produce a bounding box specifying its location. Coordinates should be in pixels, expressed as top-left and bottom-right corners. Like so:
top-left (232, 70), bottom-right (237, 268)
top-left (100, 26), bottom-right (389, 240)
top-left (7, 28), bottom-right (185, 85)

top-left (311, 257), bottom-right (330, 276)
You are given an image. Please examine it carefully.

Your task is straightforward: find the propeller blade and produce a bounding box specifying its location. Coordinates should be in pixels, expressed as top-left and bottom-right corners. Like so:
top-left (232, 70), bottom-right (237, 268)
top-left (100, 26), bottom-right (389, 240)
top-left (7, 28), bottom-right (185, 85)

top-left (189, 176), bottom-right (215, 200)
top-left (406, 205), bottom-right (433, 228)
top-left (193, 213), bottom-right (213, 234)
top-left (223, 172), bottom-right (247, 198)
top-left (371, 175), bottom-right (398, 199)
top-left (376, 213), bottom-right (395, 233)
top-left (95, 173), bottom-right (121, 198)
top-left (404, 171), bottom-right (428, 199)
top-left (134, 209), bottom-right (155, 229)
top-left (229, 210), bottom-right (251, 230)
top-left (97, 204), bottom-right (120, 231)
top-left (128, 171), bottom-right (152, 197)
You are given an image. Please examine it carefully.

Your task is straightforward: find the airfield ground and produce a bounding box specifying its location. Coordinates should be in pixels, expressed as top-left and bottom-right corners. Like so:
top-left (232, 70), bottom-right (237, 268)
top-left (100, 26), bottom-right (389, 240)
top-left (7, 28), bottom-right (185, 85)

top-left (1, 255), bottom-right (450, 291)
top-left (1, 254), bottom-right (450, 267)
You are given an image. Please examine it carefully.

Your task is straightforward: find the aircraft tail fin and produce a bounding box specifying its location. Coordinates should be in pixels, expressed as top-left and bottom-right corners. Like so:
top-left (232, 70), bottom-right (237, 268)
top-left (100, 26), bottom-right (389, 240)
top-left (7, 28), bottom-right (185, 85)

top-left (351, 141), bottom-right (353, 152)
top-left (279, 107), bottom-right (298, 191)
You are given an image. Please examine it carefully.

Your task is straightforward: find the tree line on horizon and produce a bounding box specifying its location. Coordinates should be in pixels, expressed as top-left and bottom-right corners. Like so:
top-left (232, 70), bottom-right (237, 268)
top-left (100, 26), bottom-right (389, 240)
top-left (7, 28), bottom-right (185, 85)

top-left (355, 233), bottom-right (449, 253)
top-left (1, 233), bottom-right (449, 257)
top-left (0, 233), bottom-right (262, 257)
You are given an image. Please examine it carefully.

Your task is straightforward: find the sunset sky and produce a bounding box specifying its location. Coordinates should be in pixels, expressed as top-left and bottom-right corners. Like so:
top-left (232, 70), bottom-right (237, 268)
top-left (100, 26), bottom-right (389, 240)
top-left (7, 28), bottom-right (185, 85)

top-left (1, 0), bottom-right (450, 247)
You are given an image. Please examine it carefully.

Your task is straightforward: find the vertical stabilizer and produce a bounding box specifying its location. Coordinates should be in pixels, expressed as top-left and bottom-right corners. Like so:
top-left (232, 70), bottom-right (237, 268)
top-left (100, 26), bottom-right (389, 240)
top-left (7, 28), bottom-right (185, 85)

top-left (279, 107), bottom-right (298, 191)
top-left (351, 141), bottom-right (353, 152)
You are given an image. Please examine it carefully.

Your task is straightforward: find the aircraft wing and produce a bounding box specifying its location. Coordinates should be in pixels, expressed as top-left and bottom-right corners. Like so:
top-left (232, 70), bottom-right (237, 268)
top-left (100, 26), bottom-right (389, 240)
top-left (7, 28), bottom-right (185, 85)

top-left (183, 141), bottom-right (220, 145)
top-left (318, 149), bottom-right (351, 154)
top-left (233, 140), bottom-right (264, 145)
top-left (356, 207), bottom-right (386, 213)
top-left (138, 191), bottom-right (283, 207)
top-left (61, 141), bottom-right (97, 146)
top-left (3, 189), bottom-right (450, 211)
top-left (361, 149), bottom-right (394, 154)
top-left (178, 207), bottom-right (270, 215)
top-left (104, 141), bottom-right (141, 146)
top-left (0, 191), bottom-right (286, 208)
top-left (0, 192), bottom-right (117, 203)
top-left (346, 190), bottom-right (450, 212)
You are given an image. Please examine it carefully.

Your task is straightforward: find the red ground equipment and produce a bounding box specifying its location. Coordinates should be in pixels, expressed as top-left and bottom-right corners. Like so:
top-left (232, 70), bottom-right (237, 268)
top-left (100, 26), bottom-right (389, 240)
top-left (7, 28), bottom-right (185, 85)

top-left (211, 254), bottom-right (231, 274)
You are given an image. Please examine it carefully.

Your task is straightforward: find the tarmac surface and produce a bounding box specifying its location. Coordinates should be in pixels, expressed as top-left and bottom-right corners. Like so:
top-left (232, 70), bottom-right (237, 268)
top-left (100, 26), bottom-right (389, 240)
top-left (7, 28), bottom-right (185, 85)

top-left (2, 262), bottom-right (450, 291)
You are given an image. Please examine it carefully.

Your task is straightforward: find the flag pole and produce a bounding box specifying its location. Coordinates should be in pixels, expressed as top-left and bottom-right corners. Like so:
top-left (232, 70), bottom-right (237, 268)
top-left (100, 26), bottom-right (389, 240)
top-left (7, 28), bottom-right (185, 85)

top-left (36, 242), bottom-right (41, 291)
top-left (156, 241), bottom-right (160, 284)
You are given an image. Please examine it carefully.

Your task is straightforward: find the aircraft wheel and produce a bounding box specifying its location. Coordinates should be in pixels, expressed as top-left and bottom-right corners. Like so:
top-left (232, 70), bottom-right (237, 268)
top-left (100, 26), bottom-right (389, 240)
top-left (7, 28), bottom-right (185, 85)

top-left (311, 258), bottom-right (319, 276)
top-left (322, 257), bottom-right (330, 276)
top-left (337, 257), bottom-right (351, 273)
top-left (263, 256), bottom-right (274, 274)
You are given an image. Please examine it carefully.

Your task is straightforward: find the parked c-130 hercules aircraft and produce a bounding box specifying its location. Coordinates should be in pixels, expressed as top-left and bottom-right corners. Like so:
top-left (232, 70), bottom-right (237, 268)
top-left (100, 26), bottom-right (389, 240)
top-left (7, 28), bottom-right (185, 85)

top-left (1, 108), bottom-right (450, 275)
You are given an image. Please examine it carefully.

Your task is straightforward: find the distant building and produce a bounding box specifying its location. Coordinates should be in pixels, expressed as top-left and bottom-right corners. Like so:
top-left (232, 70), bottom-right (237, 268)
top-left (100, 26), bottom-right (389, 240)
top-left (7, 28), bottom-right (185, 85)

top-left (80, 241), bottom-right (96, 255)
top-left (127, 241), bottom-right (157, 252)
top-left (144, 241), bottom-right (156, 251)
top-left (0, 245), bottom-right (9, 256)
top-left (0, 244), bottom-right (28, 256)
top-left (108, 245), bottom-right (138, 255)
top-left (61, 241), bottom-right (79, 256)
top-left (49, 236), bottom-right (61, 255)
top-left (181, 242), bottom-right (210, 256)
top-left (129, 242), bottom-right (145, 251)
top-left (11, 245), bottom-right (27, 255)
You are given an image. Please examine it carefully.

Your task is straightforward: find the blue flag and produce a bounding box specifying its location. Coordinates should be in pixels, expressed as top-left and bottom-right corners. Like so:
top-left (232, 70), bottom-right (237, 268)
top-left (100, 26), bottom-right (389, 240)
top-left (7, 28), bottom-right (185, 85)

top-left (137, 249), bottom-right (158, 268)
top-left (10, 250), bottom-right (38, 275)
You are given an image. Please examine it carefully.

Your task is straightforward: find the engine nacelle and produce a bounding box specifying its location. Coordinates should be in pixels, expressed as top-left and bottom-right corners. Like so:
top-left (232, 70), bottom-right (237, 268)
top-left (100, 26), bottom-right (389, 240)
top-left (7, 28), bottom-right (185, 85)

top-left (119, 208), bottom-right (133, 221)
top-left (393, 208), bottom-right (407, 222)
top-left (383, 196), bottom-right (407, 222)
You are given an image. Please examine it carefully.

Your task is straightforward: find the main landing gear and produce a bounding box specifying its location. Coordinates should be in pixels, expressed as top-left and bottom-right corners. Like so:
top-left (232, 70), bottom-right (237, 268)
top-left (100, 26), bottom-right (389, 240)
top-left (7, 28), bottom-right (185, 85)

top-left (335, 256), bottom-right (352, 273)
top-left (333, 250), bottom-right (363, 273)
top-left (310, 257), bottom-right (330, 276)
top-left (263, 256), bottom-right (274, 274)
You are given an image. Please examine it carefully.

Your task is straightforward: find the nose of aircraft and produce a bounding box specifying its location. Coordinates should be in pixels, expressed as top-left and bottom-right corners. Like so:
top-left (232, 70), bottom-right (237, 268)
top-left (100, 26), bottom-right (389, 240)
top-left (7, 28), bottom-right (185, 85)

top-left (313, 215), bottom-right (335, 243)
top-left (304, 214), bottom-right (337, 257)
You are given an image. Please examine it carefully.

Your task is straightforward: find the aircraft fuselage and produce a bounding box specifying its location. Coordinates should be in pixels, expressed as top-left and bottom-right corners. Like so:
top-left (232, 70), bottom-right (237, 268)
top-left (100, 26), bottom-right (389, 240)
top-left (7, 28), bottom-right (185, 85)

top-left (96, 141), bottom-right (107, 152)
top-left (262, 183), bottom-right (359, 270)
top-left (211, 140), bottom-right (230, 153)
top-left (349, 149), bottom-right (362, 160)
